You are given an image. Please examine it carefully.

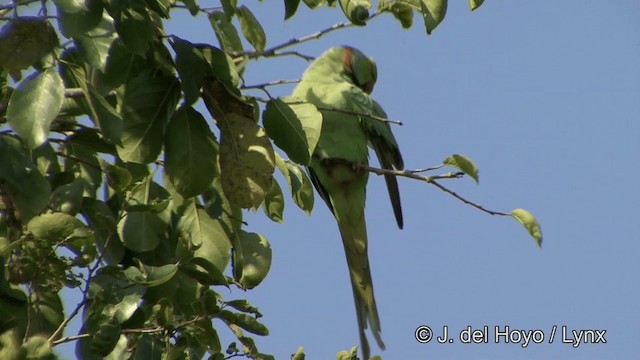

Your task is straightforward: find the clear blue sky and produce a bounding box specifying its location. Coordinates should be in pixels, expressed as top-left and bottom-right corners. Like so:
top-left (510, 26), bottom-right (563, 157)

top-left (57, 1), bottom-right (640, 359)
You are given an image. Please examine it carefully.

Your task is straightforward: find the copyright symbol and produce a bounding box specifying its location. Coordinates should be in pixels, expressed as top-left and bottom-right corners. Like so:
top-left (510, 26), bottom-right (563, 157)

top-left (415, 325), bottom-right (433, 343)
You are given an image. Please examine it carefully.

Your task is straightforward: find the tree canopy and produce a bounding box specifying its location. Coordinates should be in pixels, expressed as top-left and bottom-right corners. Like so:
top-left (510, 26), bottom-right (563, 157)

top-left (0, 1), bottom-right (540, 359)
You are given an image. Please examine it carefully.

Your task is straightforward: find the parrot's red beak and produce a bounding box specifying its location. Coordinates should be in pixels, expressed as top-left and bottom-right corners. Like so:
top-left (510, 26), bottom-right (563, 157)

top-left (364, 80), bottom-right (374, 94)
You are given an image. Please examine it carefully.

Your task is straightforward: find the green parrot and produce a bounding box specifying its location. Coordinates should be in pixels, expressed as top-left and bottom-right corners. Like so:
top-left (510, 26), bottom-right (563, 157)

top-left (291, 46), bottom-right (404, 359)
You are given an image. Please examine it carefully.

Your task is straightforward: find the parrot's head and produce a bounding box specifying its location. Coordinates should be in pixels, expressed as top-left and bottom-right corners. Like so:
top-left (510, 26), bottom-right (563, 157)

top-left (341, 46), bottom-right (377, 94)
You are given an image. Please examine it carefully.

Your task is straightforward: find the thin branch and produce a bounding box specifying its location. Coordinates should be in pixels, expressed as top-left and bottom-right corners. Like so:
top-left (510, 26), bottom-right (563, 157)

top-left (363, 165), bottom-right (463, 182)
top-left (271, 50), bottom-right (315, 61)
top-left (429, 179), bottom-right (510, 216)
top-left (55, 152), bottom-right (101, 171)
top-left (64, 88), bottom-right (86, 98)
top-left (409, 164), bottom-right (445, 173)
top-left (49, 232), bottom-right (114, 345)
top-left (241, 79), bottom-right (300, 90)
top-left (317, 106), bottom-right (403, 126)
top-left (51, 314), bottom-right (208, 346)
top-left (362, 165), bottom-right (510, 216)
top-left (243, 11), bottom-right (383, 60)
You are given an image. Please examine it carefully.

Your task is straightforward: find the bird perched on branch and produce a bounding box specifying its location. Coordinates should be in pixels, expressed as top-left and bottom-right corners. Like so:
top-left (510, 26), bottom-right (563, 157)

top-left (291, 46), bottom-right (404, 359)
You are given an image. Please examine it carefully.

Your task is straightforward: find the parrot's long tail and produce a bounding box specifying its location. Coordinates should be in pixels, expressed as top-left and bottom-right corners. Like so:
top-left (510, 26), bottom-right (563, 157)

top-left (337, 212), bottom-right (385, 360)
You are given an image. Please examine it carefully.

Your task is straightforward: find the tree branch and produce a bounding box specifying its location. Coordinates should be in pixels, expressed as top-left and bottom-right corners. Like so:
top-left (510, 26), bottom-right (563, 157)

top-left (241, 79), bottom-right (300, 90)
top-left (51, 314), bottom-right (208, 346)
top-left (243, 12), bottom-right (383, 60)
top-left (362, 165), bottom-right (511, 216)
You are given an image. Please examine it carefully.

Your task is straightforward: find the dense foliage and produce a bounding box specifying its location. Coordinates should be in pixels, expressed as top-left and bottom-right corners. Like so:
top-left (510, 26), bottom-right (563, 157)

top-left (0, 0), bottom-right (540, 359)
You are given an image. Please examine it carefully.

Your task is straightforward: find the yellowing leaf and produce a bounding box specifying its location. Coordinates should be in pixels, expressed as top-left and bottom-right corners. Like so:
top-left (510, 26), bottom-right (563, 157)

top-left (218, 114), bottom-right (275, 209)
top-left (511, 208), bottom-right (543, 247)
top-left (443, 153), bottom-right (479, 183)
top-left (468, 0), bottom-right (484, 11)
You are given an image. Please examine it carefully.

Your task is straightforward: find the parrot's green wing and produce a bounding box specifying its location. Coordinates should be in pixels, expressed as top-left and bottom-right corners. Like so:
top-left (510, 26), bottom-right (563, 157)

top-left (365, 100), bottom-right (404, 228)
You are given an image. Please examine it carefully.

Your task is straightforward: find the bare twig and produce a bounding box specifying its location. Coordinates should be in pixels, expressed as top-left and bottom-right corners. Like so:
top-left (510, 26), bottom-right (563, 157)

top-left (49, 232), bottom-right (114, 345)
top-left (243, 11), bottom-right (383, 60)
top-left (55, 152), bottom-right (101, 171)
top-left (362, 165), bottom-right (510, 216)
top-left (409, 164), bottom-right (446, 173)
top-left (241, 79), bottom-right (300, 90)
top-left (51, 314), bottom-right (208, 346)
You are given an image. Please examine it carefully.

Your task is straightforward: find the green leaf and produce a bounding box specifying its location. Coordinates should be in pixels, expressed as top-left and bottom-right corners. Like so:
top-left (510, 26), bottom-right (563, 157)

top-left (22, 335), bottom-right (55, 359)
top-left (224, 300), bottom-right (261, 316)
top-left (181, 0), bottom-right (199, 15)
top-left (114, 6), bottom-right (155, 55)
top-left (291, 347), bottom-right (305, 360)
top-left (419, 0), bottom-right (448, 35)
top-left (146, 0), bottom-right (172, 18)
top-left (181, 257), bottom-right (229, 286)
top-left (7, 68), bottom-right (64, 149)
top-left (91, 318), bottom-right (122, 356)
top-left (468, 0), bottom-right (484, 11)
top-left (73, 13), bottom-right (117, 70)
top-left (262, 97), bottom-right (322, 166)
top-left (262, 180), bottom-right (284, 223)
top-left (31, 142), bottom-right (61, 178)
top-left (275, 154), bottom-right (314, 214)
top-left (116, 71), bottom-right (181, 164)
top-left (49, 177), bottom-right (84, 215)
top-left (236, 6), bottom-right (267, 52)
top-left (511, 208), bottom-right (543, 247)
top-left (62, 131), bottom-right (104, 195)
top-left (380, 0), bottom-right (414, 28)
top-left (53, 0), bottom-right (90, 13)
top-left (118, 211), bottom-right (167, 252)
top-left (302, 0), bottom-right (325, 9)
top-left (132, 334), bottom-right (165, 360)
top-left (177, 201), bottom-right (232, 272)
top-left (0, 135), bottom-right (51, 222)
top-left (336, 346), bottom-right (359, 360)
top-left (31, 291), bottom-right (65, 335)
top-left (27, 212), bottom-right (92, 243)
top-left (86, 86), bottom-right (123, 144)
top-left (284, 0), bottom-right (301, 19)
top-left (221, 0), bottom-right (237, 17)
top-left (172, 37), bottom-right (208, 106)
top-left (218, 310), bottom-right (269, 336)
top-left (88, 269), bottom-right (146, 323)
top-left (209, 11), bottom-right (244, 54)
top-left (103, 39), bottom-right (147, 88)
top-left (80, 197), bottom-right (125, 265)
top-left (183, 317), bottom-right (222, 354)
top-left (57, 0), bottom-right (103, 37)
top-left (235, 231), bottom-right (272, 289)
top-left (443, 153), bottom-right (479, 183)
top-left (103, 162), bottom-right (132, 193)
top-left (198, 44), bottom-right (241, 88)
top-left (124, 262), bottom-right (178, 287)
top-left (338, 0), bottom-right (371, 25)
top-left (165, 107), bottom-right (219, 198)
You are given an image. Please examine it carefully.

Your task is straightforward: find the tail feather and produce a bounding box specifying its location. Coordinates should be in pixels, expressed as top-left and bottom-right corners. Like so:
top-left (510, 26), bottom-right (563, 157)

top-left (337, 212), bottom-right (384, 360)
